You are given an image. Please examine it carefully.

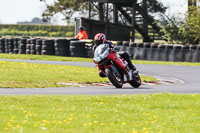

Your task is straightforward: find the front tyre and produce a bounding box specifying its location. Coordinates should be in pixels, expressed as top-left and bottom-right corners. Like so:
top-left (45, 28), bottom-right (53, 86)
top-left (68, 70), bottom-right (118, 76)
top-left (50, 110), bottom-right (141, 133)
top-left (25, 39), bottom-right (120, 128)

top-left (105, 68), bottom-right (123, 88)
top-left (129, 72), bottom-right (141, 88)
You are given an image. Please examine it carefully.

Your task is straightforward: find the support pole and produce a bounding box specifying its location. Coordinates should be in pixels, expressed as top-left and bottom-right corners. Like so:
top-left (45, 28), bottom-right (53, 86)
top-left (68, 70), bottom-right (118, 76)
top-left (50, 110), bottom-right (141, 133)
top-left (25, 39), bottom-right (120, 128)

top-left (89, 2), bottom-right (91, 19)
top-left (88, 2), bottom-right (92, 39)
top-left (113, 4), bottom-right (118, 24)
top-left (131, 0), bottom-right (137, 42)
top-left (142, 0), bottom-right (148, 41)
top-left (99, 3), bottom-right (104, 21)
top-left (105, 0), bottom-right (109, 38)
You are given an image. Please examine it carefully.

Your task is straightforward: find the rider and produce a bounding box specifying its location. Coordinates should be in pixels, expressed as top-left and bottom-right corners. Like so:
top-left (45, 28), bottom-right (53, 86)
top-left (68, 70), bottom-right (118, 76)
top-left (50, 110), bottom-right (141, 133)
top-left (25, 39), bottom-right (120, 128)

top-left (93, 33), bottom-right (136, 77)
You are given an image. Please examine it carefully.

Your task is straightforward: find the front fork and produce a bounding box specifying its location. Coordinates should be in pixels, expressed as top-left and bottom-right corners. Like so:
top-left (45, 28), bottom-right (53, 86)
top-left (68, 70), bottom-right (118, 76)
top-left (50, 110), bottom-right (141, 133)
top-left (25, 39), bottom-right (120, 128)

top-left (99, 63), bottom-right (133, 82)
top-left (124, 70), bottom-right (133, 82)
top-left (109, 65), bottom-right (133, 82)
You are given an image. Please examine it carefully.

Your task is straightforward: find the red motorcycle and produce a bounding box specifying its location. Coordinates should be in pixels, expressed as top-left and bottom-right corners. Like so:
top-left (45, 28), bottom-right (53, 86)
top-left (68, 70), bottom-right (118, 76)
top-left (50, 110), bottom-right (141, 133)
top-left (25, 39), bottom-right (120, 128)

top-left (93, 43), bottom-right (141, 88)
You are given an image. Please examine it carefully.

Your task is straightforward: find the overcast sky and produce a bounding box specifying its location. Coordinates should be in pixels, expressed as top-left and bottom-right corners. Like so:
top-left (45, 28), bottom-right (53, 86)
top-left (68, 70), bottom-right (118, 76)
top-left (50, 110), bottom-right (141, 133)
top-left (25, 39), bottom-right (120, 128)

top-left (0, 0), bottom-right (188, 25)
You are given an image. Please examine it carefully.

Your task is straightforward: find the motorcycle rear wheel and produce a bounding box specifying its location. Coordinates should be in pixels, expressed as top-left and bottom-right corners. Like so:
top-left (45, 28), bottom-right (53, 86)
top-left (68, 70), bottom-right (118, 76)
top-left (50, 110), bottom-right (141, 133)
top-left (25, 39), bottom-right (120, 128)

top-left (105, 68), bottom-right (123, 88)
top-left (129, 72), bottom-right (141, 88)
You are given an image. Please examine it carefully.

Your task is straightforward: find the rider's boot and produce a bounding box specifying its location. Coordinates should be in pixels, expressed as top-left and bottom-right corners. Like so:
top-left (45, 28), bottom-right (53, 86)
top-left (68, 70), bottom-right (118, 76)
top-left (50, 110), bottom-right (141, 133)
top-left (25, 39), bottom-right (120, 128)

top-left (120, 52), bottom-right (136, 71)
top-left (129, 63), bottom-right (136, 71)
top-left (125, 58), bottom-right (136, 71)
top-left (99, 70), bottom-right (106, 78)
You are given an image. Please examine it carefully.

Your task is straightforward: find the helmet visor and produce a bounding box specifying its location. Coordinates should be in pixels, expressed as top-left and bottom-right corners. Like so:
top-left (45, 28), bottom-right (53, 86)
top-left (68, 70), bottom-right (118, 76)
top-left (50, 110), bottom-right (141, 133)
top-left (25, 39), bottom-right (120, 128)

top-left (94, 40), bottom-right (103, 46)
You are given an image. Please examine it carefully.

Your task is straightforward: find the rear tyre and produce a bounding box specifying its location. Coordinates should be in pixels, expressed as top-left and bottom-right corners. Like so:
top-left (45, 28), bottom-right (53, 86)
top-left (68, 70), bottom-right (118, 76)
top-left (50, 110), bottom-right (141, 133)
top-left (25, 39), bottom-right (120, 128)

top-left (129, 72), bottom-right (141, 88)
top-left (105, 68), bottom-right (123, 88)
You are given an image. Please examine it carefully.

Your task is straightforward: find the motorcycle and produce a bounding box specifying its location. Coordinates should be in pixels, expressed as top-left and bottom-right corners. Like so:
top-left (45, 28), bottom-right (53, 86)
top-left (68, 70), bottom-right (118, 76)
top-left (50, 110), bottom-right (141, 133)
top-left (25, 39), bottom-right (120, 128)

top-left (93, 43), bottom-right (141, 88)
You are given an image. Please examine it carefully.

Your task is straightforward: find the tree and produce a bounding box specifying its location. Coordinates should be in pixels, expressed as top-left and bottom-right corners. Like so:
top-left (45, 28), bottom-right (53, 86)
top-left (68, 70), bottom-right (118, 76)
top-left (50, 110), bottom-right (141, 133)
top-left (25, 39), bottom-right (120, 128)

top-left (41, 0), bottom-right (88, 22)
top-left (161, 5), bottom-right (200, 44)
top-left (181, 6), bottom-right (200, 44)
top-left (143, 0), bottom-right (166, 14)
top-left (160, 15), bottom-right (185, 44)
top-left (40, 0), bottom-right (167, 23)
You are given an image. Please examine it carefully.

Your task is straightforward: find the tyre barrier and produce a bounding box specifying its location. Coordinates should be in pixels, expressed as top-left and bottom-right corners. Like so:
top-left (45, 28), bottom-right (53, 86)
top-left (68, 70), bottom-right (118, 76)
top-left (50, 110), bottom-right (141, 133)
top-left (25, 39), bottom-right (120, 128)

top-left (143, 43), bottom-right (151, 61)
top-left (26, 39), bottom-right (31, 54)
top-left (42, 39), bottom-right (55, 55)
top-left (118, 41), bottom-right (129, 52)
top-left (30, 39), bottom-right (36, 55)
top-left (3, 39), bottom-right (7, 53)
top-left (36, 39), bottom-right (42, 55)
top-left (173, 45), bottom-right (183, 62)
top-left (157, 44), bottom-right (165, 61)
top-left (1, 37), bottom-right (200, 62)
top-left (113, 41), bottom-right (123, 52)
top-left (54, 39), bottom-right (70, 56)
top-left (8, 38), bottom-right (14, 53)
top-left (85, 44), bottom-right (93, 58)
top-left (129, 42), bottom-right (137, 59)
top-left (117, 41), bottom-right (123, 46)
top-left (70, 41), bottom-right (87, 57)
top-left (165, 45), bottom-right (173, 61)
top-left (190, 45), bottom-right (198, 62)
top-left (142, 43), bottom-right (151, 61)
top-left (14, 38), bottom-right (19, 54)
top-left (0, 38), bottom-right (5, 53)
top-left (133, 43), bottom-right (145, 60)
top-left (4, 38), bottom-right (14, 54)
top-left (150, 43), bottom-right (159, 61)
top-left (121, 42), bottom-right (200, 62)
top-left (195, 46), bottom-right (200, 62)
top-left (18, 38), bottom-right (27, 54)
top-left (123, 41), bottom-right (129, 47)
top-left (4, 39), bottom-right (9, 53)
top-left (124, 41), bottom-right (132, 56)
top-left (182, 45), bottom-right (190, 62)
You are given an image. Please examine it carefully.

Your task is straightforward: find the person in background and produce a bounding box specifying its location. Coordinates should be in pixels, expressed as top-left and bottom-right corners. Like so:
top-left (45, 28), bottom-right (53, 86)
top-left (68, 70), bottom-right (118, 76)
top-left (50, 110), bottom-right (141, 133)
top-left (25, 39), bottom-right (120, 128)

top-left (75, 26), bottom-right (88, 40)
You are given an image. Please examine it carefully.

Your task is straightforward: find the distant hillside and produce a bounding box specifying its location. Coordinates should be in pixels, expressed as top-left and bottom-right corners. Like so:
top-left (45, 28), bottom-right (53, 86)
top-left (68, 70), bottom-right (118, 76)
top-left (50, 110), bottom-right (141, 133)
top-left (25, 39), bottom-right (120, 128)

top-left (17, 17), bottom-right (50, 25)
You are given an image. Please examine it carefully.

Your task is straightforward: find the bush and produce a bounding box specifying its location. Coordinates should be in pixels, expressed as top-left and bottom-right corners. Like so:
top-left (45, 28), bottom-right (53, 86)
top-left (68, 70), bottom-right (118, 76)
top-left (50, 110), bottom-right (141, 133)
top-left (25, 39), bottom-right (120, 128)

top-left (65, 32), bottom-right (74, 37)
top-left (0, 24), bottom-right (74, 37)
top-left (0, 24), bottom-right (74, 32)
top-left (161, 7), bottom-right (200, 44)
top-left (180, 7), bottom-right (200, 44)
top-left (160, 16), bottom-right (185, 44)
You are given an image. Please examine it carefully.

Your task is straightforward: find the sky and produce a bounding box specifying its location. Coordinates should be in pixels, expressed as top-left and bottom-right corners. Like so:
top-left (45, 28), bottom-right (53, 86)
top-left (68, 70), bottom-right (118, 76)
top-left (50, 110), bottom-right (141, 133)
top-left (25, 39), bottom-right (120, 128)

top-left (0, 0), bottom-right (55, 24)
top-left (0, 0), bottom-right (188, 25)
top-left (159, 0), bottom-right (188, 16)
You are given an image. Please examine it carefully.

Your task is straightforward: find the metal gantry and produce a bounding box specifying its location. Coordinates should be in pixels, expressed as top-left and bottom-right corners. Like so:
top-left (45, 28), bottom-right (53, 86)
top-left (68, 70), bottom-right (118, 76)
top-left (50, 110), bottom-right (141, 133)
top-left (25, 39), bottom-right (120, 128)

top-left (83, 0), bottom-right (165, 42)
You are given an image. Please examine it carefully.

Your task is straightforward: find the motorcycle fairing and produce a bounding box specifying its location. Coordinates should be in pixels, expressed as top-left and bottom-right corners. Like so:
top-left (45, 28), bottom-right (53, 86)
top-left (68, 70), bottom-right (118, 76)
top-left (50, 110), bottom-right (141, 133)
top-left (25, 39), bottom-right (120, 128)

top-left (107, 51), bottom-right (128, 72)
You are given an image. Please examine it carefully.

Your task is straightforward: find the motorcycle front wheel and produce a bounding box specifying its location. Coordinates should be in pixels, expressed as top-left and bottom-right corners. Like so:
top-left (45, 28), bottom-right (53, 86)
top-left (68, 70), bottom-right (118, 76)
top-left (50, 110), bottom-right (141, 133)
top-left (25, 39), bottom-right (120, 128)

top-left (105, 68), bottom-right (123, 88)
top-left (129, 72), bottom-right (141, 88)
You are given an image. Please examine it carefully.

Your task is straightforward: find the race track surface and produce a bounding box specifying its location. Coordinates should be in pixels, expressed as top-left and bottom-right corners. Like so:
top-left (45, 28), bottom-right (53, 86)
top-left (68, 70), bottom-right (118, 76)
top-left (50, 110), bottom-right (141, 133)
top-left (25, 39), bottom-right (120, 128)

top-left (0, 59), bottom-right (200, 95)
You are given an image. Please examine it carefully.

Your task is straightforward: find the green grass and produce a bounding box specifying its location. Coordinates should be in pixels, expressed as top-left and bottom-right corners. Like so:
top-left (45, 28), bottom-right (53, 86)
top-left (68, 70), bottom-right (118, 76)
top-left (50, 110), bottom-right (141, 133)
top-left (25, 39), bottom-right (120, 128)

top-left (0, 53), bottom-right (92, 62)
top-left (0, 61), bottom-right (156, 88)
top-left (0, 93), bottom-right (200, 133)
top-left (132, 60), bottom-right (200, 66)
top-left (1, 53), bottom-right (200, 66)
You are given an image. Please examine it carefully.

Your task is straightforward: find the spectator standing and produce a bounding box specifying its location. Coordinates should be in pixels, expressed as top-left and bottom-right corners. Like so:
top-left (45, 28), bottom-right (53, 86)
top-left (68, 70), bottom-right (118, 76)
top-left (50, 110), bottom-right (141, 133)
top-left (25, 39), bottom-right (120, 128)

top-left (75, 26), bottom-right (88, 40)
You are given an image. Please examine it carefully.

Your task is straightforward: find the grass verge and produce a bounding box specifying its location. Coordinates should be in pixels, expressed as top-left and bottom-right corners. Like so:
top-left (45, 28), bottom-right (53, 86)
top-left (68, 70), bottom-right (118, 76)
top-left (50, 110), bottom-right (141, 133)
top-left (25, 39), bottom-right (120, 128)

top-left (132, 60), bottom-right (200, 66)
top-left (0, 54), bottom-right (92, 62)
top-left (0, 93), bottom-right (200, 133)
top-left (1, 53), bottom-right (200, 66)
top-left (0, 61), bottom-right (156, 88)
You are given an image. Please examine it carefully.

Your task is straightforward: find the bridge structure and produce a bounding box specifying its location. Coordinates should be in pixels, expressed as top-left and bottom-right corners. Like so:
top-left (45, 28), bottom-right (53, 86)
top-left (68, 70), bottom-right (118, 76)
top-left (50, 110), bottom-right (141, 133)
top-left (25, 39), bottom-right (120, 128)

top-left (78, 0), bottom-right (165, 42)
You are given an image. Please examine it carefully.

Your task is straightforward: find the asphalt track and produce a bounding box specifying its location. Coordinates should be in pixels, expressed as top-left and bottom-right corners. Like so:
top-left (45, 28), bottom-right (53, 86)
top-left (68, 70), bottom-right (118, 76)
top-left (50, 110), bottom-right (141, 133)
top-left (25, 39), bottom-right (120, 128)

top-left (0, 59), bottom-right (200, 95)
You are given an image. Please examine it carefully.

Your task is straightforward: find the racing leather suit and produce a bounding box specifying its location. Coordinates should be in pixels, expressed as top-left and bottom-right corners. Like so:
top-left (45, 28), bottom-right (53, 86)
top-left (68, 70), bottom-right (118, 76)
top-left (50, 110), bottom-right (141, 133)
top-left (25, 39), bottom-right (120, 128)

top-left (93, 41), bottom-right (136, 77)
